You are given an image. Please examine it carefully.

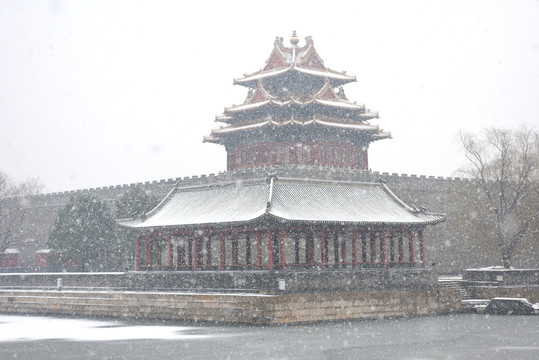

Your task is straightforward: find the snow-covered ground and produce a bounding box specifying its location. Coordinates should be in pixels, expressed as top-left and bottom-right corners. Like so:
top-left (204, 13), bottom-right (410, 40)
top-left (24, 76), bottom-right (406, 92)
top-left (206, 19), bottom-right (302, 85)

top-left (0, 315), bottom-right (216, 342)
top-left (1, 313), bottom-right (537, 360)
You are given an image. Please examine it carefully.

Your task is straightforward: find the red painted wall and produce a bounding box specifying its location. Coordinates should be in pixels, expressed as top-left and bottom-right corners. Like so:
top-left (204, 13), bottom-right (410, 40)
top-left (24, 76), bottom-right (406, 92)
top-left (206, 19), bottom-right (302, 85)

top-left (227, 141), bottom-right (369, 171)
top-left (36, 252), bottom-right (50, 267)
top-left (0, 253), bottom-right (19, 268)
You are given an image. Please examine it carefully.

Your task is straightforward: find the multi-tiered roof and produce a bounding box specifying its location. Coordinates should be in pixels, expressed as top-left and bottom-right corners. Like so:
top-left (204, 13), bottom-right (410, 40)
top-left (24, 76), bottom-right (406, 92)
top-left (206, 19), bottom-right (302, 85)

top-left (121, 34), bottom-right (445, 275)
top-left (205, 32), bottom-right (390, 171)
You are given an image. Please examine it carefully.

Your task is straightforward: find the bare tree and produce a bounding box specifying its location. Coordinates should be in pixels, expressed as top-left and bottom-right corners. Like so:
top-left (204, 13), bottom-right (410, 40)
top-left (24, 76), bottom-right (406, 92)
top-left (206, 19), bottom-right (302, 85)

top-left (0, 171), bottom-right (43, 255)
top-left (460, 127), bottom-right (539, 268)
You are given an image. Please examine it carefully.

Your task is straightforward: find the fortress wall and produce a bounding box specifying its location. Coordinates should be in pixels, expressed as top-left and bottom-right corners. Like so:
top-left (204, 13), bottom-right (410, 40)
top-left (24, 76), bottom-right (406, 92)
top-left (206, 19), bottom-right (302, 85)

top-left (5, 165), bottom-right (536, 273)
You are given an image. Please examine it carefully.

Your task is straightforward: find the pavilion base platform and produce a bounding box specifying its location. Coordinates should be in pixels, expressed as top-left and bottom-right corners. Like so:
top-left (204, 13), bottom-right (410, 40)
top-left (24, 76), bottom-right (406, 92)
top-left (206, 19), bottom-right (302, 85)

top-left (0, 287), bottom-right (462, 324)
top-left (0, 269), bottom-right (465, 324)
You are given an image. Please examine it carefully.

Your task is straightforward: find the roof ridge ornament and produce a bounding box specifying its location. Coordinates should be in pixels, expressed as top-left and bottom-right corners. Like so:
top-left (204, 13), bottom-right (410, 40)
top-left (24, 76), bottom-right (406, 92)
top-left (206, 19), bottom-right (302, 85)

top-left (266, 172), bottom-right (278, 212)
top-left (266, 172), bottom-right (278, 182)
top-left (274, 36), bottom-right (284, 49)
top-left (290, 30), bottom-right (299, 46)
top-left (336, 86), bottom-right (348, 101)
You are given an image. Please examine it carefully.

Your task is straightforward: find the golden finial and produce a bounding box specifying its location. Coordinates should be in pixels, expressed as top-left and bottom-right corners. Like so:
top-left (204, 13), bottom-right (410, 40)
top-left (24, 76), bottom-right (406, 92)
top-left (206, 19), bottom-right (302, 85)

top-left (290, 30), bottom-right (299, 46)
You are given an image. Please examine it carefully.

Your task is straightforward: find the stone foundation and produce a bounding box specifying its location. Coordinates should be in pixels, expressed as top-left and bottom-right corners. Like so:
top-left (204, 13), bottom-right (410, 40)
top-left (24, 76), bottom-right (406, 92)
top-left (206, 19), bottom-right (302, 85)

top-left (468, 286), bottom-right (539, 303)
top-left (0, 288), bottom-right (461, 324)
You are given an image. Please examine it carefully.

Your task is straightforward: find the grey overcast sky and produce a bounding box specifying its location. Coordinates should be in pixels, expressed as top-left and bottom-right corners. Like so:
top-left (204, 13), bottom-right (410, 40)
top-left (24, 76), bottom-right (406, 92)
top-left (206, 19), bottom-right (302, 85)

top-left (1, 0), bottom-right (538, 193)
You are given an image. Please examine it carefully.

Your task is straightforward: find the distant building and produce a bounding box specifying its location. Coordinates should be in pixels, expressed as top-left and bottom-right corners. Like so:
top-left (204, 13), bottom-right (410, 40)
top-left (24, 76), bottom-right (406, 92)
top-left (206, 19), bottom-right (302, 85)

top-left (0, 249), bottom-right (19, 268)
top-left (119, 33), bottom-right (445, 272)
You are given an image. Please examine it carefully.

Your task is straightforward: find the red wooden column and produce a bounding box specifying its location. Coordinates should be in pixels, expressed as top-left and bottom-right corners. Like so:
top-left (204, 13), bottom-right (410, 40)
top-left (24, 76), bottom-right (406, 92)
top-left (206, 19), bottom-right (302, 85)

top-left (398, 231), bottom-right (404, 263)
top-left (293, 231), bottom-right (300, 265)
top-left (256, 231), bottom-right (261, 270)
top-left (409, 230), bottom-right (415, 265)
top-left (232, 235), bottom-right (238, 267)
top-left (150, 237), bottom-right (154, 267)
top-left (361, 231), bottom-right (367, 264)
top-left (389, 233), bottom-right (395, 263)
top-left (220, 232), bottom-right (225, 270)
top-left (381, 232), bottom-right (387, 268)
top-left (136, 236), bottom-right (141, 271)
top-left (309, 231), bottom-right (315, 267)
top-left (192, 233), bottom-right (197, 271)
top-left (419, 229), bottom-right (425, 268)
top-left (206, 234), bottom-right (212, 267)
top-left (379, 233), bottom-right (384, 264)
top-left (341, 232), bottom-right (346, 265)
top-left (267, 230), bottom-right (273, 271)
top-left (352, 231), bottom-right (358, 269)
top-left (168, 235), bottom-right (172, 268)
top-left (333, 231), bottom-right (339, 264)
top-left (144, 237), bottom-right (149, 268)
top-left (245, 232), bottom-right (252, 266)
top-left (156, 240), bottom-right (162, 267)
top-left (280, 229), bottom-right (286, 271)
top-left (321, 231), bottom-right (326, 270)
top-left (179, 237), bottom-right (185, 267)
top-left (174, 236), bottom-right (178, 269)
top-left (370, 232), bottom-right (376, 264)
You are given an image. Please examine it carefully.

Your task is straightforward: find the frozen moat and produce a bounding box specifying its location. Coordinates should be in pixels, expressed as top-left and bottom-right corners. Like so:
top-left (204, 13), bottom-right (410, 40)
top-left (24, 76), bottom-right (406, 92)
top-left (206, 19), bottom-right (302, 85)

top-left (1, 313), bottom-right (538, 359)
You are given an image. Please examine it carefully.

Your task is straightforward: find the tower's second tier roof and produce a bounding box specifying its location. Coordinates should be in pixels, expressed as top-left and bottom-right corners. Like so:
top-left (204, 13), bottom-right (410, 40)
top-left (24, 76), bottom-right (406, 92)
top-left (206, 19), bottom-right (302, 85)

top-left (204, 116), bottom-right (391, 144)
top-left (216, 99), bottom-right (378, 123)
top-left (217, 78), bottom-right (377, 124)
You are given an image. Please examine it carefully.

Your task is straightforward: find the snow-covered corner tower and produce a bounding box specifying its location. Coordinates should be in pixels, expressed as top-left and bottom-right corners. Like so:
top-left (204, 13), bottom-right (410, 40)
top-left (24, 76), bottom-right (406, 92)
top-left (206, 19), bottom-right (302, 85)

top-left (121, 33), bottom-right (445, 276)
top-left (204, 32), bottom-right (390, 172)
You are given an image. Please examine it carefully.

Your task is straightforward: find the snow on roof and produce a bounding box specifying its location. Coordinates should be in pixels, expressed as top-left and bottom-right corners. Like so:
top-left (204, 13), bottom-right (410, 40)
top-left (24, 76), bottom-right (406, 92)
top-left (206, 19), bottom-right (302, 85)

top-left (270, 179), bottom-right (444, 224)
top-left (223, 98), bottom-right (372, 115)
top-left (313, 119), bottom-right (383, 132)
top-left (224, 99), bottom-right (277, 113)
top-left (233, 67), bottom-right (290, 84)
top-left (314, 99), bottom-right (365, 110)
top-left (3, 249), bottom-right (19, 254)
top-left (119, 177), bottom-right (445, 229)
top-left (294, 67), bottom-right (355, 81)
top-left (209, 118), bottom-right (389, 136)
top-left (119, 180), bottom-right (268, 228)
top-left (210, 120), bottom-right (274, 134)
top-left (234, 67), bottom-right (355, 87)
